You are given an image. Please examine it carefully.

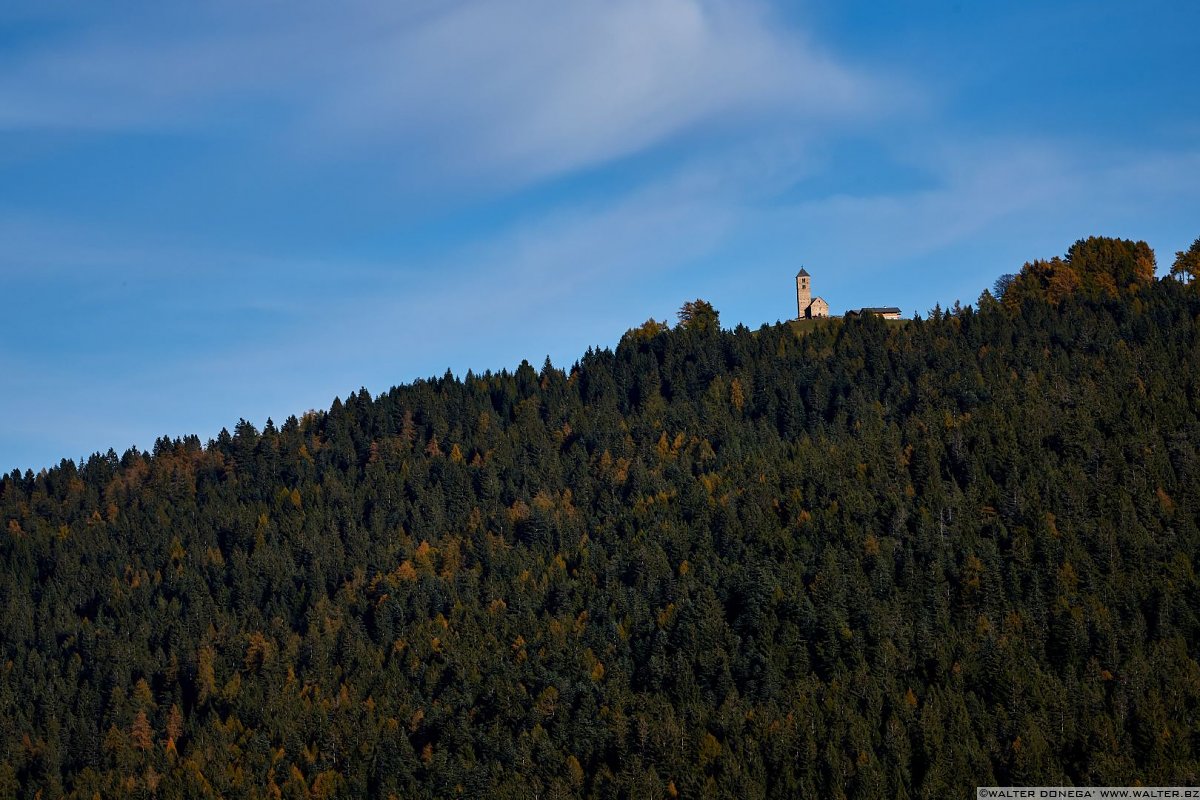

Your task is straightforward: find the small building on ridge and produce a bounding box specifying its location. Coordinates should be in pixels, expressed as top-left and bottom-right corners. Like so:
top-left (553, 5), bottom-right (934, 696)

top-left (845, 307), bottom-right (903, 320)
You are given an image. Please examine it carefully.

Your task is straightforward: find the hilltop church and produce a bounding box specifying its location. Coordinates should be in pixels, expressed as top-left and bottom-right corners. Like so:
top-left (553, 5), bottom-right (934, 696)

top-left (796, 269), bottom-right (829, 319)
top-left (796, 269), bottom-right (902, 320)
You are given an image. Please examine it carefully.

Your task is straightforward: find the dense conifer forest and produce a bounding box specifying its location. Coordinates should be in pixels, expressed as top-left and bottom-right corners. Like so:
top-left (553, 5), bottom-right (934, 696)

top-left (3, 237), bottom-right (1200, 798)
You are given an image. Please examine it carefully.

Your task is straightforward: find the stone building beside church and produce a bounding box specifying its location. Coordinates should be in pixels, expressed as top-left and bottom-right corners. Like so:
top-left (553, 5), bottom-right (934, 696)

top-left (845, 306), bottom-right (902, 320)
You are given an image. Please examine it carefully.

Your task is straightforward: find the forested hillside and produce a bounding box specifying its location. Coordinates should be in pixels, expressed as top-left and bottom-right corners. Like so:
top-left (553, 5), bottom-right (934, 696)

top-left (3, 238), bottom-right (1200, 798)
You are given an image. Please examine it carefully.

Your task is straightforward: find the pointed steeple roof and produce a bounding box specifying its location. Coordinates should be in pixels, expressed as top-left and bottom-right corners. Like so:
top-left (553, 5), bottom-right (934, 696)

top-left (797, 268), bottom-right (810, 277)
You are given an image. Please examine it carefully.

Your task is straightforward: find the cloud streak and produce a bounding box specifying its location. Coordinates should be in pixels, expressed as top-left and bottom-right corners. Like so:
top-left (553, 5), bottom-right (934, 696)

top-left (0, 0), bottom-right (886, 189)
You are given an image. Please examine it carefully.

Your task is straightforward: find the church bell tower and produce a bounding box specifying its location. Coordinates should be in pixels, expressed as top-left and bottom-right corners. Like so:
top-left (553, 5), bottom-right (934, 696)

top-left (796, 268), bottom-right (811, 318)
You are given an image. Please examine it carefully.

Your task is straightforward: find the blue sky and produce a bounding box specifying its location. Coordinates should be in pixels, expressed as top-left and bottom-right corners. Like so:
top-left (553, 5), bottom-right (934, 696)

top-left (2, 0), bottom-right (1198, 471)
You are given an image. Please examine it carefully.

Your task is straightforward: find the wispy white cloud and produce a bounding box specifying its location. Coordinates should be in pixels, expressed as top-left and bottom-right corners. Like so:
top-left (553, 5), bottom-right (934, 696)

top-left (787, 142), bottom-right (1074, 266)
top-left (0, 0), bottom-right (890, 188)
top-left (834, 142), bottom-right (1195, 251)
top-left (318, 0), bottom-right (882, 183)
